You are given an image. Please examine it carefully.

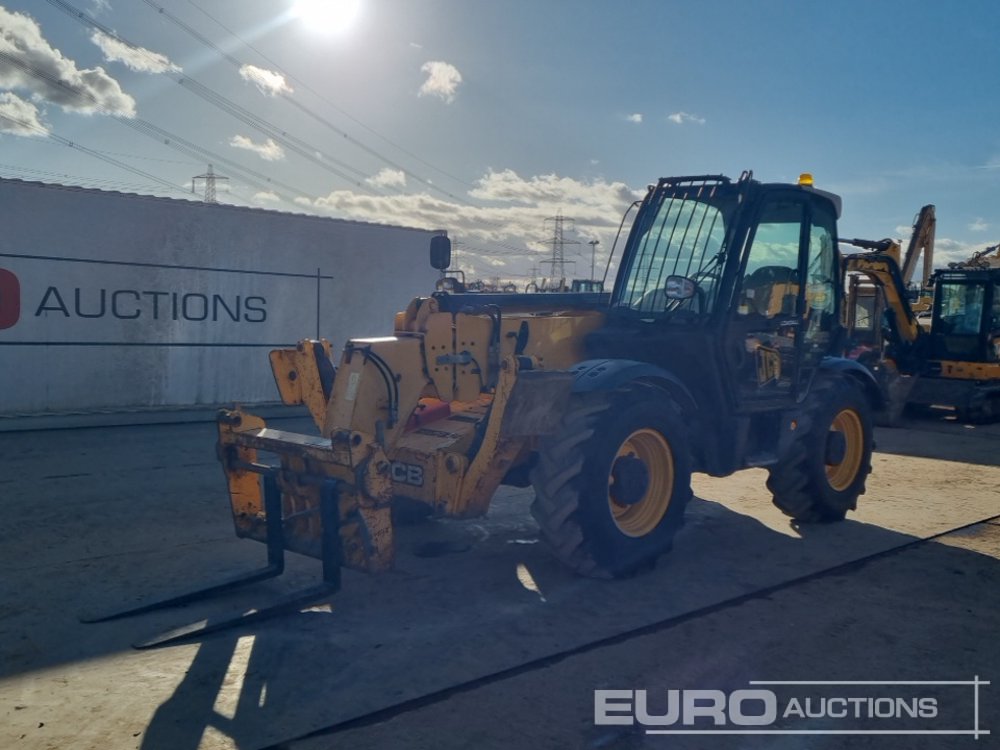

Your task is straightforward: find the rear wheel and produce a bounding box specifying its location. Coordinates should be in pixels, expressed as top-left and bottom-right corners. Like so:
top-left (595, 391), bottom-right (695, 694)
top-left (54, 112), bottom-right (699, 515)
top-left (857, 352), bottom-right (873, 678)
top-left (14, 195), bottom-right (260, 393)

top-left (767, 377), bottom-right (874, 522)
top-left (530, 387), bottom-right (691, 578)
top-left (959, 394), bottom-right (1000, 424)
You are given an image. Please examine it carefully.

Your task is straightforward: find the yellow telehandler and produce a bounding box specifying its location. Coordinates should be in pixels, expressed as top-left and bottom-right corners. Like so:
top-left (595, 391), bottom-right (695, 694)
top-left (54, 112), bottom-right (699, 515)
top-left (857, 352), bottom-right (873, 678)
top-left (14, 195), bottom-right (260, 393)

top-left (91, 172), bottom-right (884, 647)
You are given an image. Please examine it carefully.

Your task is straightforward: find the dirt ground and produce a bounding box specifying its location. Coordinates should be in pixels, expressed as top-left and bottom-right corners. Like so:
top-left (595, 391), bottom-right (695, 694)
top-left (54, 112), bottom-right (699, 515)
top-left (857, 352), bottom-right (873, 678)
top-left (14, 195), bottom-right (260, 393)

top-left (293, 521), bottom-right (999, 750)
top-left (0, 411), bottom-right (997, 750)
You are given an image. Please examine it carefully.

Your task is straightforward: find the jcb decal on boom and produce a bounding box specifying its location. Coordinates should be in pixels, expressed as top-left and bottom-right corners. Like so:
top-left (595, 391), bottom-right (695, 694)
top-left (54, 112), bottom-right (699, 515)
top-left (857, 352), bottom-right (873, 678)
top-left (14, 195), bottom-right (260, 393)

top-left (390, 461), bottom-right (424, 487)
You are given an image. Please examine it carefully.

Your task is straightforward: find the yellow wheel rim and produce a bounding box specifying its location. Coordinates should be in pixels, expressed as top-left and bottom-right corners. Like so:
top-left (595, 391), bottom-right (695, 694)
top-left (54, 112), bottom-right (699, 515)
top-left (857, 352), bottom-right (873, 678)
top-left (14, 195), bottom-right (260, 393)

top-left (826, 408), bottom-right (864, 491)
top-left (608, 428), bottom-right (674, 537)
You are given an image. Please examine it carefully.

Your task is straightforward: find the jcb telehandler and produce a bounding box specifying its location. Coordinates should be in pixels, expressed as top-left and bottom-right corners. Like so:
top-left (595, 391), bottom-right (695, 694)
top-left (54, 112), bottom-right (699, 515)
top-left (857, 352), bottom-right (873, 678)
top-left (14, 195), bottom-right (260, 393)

top-left (92, 172), bottom-right (882, 646)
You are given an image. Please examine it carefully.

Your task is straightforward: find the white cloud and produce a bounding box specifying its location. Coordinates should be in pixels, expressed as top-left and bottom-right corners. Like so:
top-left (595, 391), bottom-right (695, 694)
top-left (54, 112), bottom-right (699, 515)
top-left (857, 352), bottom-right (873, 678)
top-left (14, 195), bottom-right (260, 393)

top-left (90, 31), bottom-right (180, 74)
top-left (239, 64), bottom-right (293, 96)
top-left (626, 113), bottom-right (642, 124)
top-left (0, 91), bottom-right (47, 136)
top-left (419, 61), bottom-right (461, 103)
top-left (366, 168), bottom-right (406, 189)
top-left (295, 169), bottom-right (642, 280)
top-left (470, 168), bottom-right (639, 208)
top-left (0, 7), bottom-right (135, 117)
top-left (969, 218), bottom-right (989, 232)
top-left (891, 224), bottom-right (982, 267)
top-left (253, 191), bottom-right (280, 204)
top-left (89, 0), bottom-right (111, 14)
top-left (667, 111), bottom-right (706, 125)
top-left (229, 134), bottom-right (285, 161)
top-left (932, 238), bottom-right (996, 268)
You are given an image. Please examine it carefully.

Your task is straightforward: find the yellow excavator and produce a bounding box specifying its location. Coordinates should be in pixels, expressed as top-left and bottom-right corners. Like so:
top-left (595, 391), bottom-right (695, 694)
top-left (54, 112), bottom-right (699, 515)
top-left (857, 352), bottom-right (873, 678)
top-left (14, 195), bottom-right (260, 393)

top-left (845, 204), bottom-right (935, 343)
top-left (953, 242), bottom-right (1000, 270)
top-left (841, 206), bottom-right (935, 424)
top-left (843, 220), bottom-right (1000, 425)
top-left (90, 172), bottom-right (886, 647)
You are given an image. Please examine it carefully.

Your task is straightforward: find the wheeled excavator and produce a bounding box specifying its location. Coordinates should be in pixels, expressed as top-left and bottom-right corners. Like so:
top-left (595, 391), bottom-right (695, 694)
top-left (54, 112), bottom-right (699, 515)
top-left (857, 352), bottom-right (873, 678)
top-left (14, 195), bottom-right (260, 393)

top-left (90, 172), bottom-right (884, 647)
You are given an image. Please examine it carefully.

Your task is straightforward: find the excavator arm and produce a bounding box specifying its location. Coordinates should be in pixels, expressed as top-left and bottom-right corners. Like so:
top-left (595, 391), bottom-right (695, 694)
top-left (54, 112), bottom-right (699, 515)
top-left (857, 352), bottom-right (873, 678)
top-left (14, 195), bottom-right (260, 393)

top-left (843, 243), bottom-right (924, 349)
top-left (901, 205), bottom-right (936, 291)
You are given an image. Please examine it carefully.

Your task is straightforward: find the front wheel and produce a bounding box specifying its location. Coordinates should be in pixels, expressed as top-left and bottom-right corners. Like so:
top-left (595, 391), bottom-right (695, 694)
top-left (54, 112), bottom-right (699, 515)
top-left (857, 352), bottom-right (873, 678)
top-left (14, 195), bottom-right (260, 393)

top-left (530, 388), bottom-right (692, 578)
top-left (767, 377), bottom-right (874, 522)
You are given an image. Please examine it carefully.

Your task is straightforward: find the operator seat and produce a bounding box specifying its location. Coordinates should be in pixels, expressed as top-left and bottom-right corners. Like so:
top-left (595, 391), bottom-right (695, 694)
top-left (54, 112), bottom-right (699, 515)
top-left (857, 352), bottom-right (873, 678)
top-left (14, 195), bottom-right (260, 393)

top-left (742, 265), bottom-right (798, 317)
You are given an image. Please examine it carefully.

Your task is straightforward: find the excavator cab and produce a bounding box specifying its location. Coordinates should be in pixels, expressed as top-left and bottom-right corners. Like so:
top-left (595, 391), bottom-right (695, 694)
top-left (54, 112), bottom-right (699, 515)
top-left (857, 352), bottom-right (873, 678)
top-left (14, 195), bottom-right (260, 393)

top-left (931, 270), bottom-right (1000, 362)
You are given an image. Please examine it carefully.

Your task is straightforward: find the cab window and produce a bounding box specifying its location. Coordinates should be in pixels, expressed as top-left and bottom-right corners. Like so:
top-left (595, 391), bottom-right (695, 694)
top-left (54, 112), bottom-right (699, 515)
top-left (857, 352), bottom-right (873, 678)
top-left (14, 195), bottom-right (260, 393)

top-left (738, 200), bottom-right (803, 318)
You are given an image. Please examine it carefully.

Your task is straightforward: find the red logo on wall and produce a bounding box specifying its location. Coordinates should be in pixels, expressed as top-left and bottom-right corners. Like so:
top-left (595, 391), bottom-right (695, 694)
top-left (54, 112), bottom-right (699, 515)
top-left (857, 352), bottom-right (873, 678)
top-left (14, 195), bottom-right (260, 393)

top-left (0, 268), bottom-right (21, 330)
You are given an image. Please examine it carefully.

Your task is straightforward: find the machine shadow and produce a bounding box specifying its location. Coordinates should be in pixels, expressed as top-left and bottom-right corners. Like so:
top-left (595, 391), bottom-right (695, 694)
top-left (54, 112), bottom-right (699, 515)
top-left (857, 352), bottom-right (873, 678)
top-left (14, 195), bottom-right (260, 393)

top-left (872, 419), bottom-right (1000, 467)
top-left (134, 490), bottom-right (973, 750)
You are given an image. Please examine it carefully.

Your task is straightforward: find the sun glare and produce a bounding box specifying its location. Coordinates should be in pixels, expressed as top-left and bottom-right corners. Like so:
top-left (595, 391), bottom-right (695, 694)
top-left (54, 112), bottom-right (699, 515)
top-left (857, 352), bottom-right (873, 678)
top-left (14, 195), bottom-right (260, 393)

top-left (293, 0), bottom-right (362, 34)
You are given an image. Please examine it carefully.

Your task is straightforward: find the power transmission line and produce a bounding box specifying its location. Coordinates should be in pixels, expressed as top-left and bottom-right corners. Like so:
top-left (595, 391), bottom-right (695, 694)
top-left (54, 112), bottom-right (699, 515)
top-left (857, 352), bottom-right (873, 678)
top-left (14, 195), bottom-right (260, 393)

top-left (0, 112), bottom-right (188, 195)
top-left (150, 0), bottom-right (559, 252)
top-left (0, 162), bottom-right (184, 193)
top-left (540, 211), bottom-right (579, 284)
top-left (192, 164), bottom-right (228, 203)
top-left (0, 49), bottom-right (314, 207)
top-left (28, 0), bottom-right (601, 256)
top-left (180, 0), bottom-right (480, 195)
top-left (44, 0), bottom-right (381, 193)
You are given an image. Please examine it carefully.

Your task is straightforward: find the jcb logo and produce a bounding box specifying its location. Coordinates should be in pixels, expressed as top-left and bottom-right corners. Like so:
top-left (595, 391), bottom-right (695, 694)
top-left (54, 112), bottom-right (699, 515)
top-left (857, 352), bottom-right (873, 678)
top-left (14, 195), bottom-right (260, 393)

top-left (0, 268), bottom-right (20, 330)
top-left (390, 461), bottom-right (424, 487)
top-left (755, 345), bottom-right (781, 386)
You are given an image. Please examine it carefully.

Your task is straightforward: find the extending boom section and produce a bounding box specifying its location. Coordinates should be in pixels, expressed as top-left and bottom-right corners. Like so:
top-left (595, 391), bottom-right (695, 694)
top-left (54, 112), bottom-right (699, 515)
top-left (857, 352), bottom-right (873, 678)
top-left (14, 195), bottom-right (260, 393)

top-left (217, 293), bottom-right (607, 573)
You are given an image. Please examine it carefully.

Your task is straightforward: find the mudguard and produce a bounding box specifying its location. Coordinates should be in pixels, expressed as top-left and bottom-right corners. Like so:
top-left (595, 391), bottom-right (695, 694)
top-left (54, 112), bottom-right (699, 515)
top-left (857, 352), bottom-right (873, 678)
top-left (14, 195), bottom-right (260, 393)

top-left (819, 356), bottom-right (885, 409)
top-left (568, 358), bottom-right (697, 415)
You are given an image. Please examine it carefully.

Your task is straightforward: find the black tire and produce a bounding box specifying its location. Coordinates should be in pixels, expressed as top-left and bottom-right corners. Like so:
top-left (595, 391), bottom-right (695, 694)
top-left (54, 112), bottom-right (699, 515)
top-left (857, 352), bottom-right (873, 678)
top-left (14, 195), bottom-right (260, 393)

top-left (530, 387), bottom-right (692, 578)
top-left (873, 371), bottom-right (913, 428)
top-left (959, 395), bottom-right (1000, 425)
top-left (767, 377), bottom-right (874, 522)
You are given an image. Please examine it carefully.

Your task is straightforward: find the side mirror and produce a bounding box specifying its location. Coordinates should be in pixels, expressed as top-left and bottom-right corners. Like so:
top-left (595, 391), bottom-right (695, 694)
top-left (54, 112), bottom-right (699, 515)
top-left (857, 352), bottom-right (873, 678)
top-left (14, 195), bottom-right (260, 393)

top-left (664, 275), bottom-right (696, 300)
top-left (430, 235), bottom-right (451, 271)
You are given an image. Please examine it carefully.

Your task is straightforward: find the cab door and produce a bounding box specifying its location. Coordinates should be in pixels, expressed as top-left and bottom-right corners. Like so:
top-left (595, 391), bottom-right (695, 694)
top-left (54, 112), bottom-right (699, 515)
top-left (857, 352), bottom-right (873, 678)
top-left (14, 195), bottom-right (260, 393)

top-left (931, 277), bottom-right (992, 362)
top-left (727, 193), bottom-right (838, 408)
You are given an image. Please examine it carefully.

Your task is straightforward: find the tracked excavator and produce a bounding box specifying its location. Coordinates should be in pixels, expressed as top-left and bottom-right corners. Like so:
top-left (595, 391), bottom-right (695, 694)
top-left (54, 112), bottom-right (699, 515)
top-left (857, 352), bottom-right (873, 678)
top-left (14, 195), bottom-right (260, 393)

top-left (845, 204), bottom-right (936, 347)
top-left (91, 172), bottom-right (884, 647)
top-left (842, 205), bottom-right (935, 425)
top-left (843, 227), bottom-right (1000, 424)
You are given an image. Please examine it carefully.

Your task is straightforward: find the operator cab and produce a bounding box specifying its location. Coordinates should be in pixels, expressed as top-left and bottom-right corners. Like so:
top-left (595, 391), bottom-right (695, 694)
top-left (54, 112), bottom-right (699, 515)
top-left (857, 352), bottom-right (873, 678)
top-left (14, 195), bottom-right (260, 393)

top-left (931, 270), bottom-right (1000, 362)
top-left (592, 172), bottom-right (843, 415)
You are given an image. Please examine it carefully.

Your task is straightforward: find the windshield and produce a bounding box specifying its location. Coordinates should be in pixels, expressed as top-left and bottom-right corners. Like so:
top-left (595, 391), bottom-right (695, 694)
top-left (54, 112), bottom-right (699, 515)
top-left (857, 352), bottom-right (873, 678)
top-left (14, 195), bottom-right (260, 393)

top-left (937, 282), bottom-right (986, 336)
top-left (613, 184), bottom-right (736, 316)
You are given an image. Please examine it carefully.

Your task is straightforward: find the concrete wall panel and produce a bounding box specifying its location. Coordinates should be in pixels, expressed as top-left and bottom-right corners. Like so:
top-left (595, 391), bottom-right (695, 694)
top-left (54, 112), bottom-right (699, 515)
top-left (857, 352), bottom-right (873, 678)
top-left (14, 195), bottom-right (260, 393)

top-left (0, 179), bottom-right (441, 416)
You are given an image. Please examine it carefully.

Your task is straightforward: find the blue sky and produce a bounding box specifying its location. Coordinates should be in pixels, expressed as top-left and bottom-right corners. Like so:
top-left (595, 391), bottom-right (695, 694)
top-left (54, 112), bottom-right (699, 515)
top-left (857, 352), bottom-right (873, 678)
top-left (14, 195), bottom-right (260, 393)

top-left (1, 0), bottom-right (998, 282)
